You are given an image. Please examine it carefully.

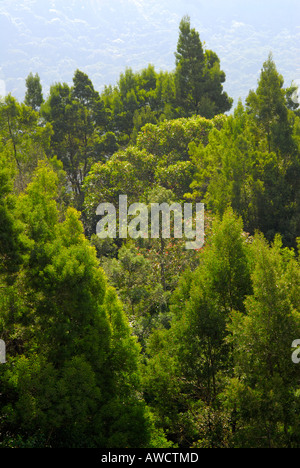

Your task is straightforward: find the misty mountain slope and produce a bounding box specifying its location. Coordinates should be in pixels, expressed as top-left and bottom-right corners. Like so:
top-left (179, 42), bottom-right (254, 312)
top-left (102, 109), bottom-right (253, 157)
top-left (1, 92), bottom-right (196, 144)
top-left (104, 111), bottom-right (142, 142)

top-left (0, 0), bottom-right (299, 106)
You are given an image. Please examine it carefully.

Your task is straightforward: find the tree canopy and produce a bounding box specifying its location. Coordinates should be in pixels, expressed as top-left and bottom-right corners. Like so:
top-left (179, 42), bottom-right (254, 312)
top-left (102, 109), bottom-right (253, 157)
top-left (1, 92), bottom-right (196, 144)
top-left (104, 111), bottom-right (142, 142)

top-left (0, 16), bottom-right (299, 448)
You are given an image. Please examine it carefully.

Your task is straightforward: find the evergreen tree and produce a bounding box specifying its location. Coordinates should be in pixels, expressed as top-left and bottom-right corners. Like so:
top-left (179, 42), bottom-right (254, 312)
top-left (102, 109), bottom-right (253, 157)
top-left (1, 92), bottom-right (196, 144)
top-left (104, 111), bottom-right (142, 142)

top-left (24, 72), bottom-right (44, 111)
top-left (0, 94), bottom-right (53, 190)
top-left (190, 98), bottom-right (300, 247)
top-left (0, 162), bottom-right (151, 448)
top-left (174, 16), bottom-right (232, 117)
top-left (72, 69), bottom-right (99, 106)
top-left (0, 152), bottom-right (21, 275)
top-left (144, 209), bottom-right (252, 447)
top-left (41, 72), bottom-right (109, 209)
top-left (246, 53), bottom-right (295, 155)
top-left (175, 16), bottom-right (206, 115)
top-left (224, 234), bottom-right (300, 448)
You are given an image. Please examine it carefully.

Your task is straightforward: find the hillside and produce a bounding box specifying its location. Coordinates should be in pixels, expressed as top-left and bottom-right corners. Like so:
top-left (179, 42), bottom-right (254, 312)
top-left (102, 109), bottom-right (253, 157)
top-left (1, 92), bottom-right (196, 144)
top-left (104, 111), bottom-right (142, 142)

top-left (0, 12), bottom-right (300, 450)
top-left (0, 0), bottom-right (299, 106)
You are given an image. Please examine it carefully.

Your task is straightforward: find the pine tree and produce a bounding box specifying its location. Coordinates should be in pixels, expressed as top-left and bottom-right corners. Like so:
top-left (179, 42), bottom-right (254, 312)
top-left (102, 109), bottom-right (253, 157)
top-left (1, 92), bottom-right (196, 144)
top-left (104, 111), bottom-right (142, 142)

top-left (0, 153), bottom-right (21, 275)
top-left (24, 72), bottom-right (44, 111)
top-left (246, 53), bottom-right (295, 155)
top-left (174, 16), bottom-right (232, 117)
top-left (144, 209), bottom-right (252, 447)
top-left (175, 16), bottom-right (206, 115)
top-left (0, 162), bottom-right (151, 448)
top-left (224, 234), bottom-right (300, 447)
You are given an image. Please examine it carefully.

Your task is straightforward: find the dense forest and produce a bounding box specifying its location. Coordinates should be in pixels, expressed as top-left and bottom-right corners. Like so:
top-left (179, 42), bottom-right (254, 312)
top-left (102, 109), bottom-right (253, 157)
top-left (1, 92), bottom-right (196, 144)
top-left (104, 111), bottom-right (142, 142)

top-left (0, 16), bottom-right (300, 448)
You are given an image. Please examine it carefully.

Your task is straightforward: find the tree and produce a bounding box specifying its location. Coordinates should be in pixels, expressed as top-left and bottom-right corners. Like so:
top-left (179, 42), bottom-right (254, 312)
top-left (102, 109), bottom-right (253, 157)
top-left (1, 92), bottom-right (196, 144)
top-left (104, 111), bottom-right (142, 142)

top-left (41, 72), bottom-right (109, 209)
top-left (101, 243), bottom-right (170, 347)
top-left (102, 66), bottom-right (160, 144)
top-left (83, 146), bottom-right (157, 236)
top-left (224, 234), bottom-right (300, 447)
top-left (24, 73), bottom-right (44, 111)
top-left (155, 71), bottom-right (177, 120)
top-left (144, 209), bottom-right (252, 447)
top-left (0, 162), bottom-right (152, 448)
top-left (0, 94), bottom-right (53, 190)
top-left (72, 69), bottom-right (99, 106)
top-left (131, 105), bottom-right (158, 144)
top-left (174, 16), bottom-right (232, 117)
top-left (175, 16), bottom-right (206, 115)
top-left (169, 209), bottom-right (252, 403)
top-left (246, 53), bottom-right (295, 155)
top-left (136, 114), bottom-right (225, 164)
top-left (0, 152), bottom-right (21, 275)
top-left (201, 49), bottom-right (233, 118)
top-left (98, 25), bottom-right (231, 144)
top-left (189, 99), bottom-right (300, 247)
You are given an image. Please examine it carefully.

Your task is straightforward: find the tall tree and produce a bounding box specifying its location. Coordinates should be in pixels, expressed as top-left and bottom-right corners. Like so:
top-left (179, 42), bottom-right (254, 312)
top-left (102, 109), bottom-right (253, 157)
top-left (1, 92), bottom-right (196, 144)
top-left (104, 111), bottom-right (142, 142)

top-left (0, 162), bottom-right (152, 448)
top-left (201, 49), bottom-right (233, 118)
top-left (246, 53), bottom-right (295, 155)
top-left (24, 73), bottom-right (44, 111)
top-left (175, 16), bottom-right (206, 115)
top-left (72, 69), bottom-right (99, 106)
top-left (0, 94), bottom-right (52, 190)
top-left (174, 16), bottom-right (232, 117)
top-left (189, 98), bottom-right (300, 247)
top-left (144, 209), bottom-right (252, 447)
top-left (0, 152), bottom-right (21, 275)
top-left (41, 72), bottom-right (109, 209)
top-left (224, 234), bottom-right (300, 447)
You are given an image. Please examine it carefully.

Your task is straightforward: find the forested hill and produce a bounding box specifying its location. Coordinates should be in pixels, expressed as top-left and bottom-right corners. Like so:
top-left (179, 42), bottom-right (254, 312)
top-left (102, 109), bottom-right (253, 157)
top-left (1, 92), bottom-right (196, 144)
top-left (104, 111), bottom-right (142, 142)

top-left (0, 16), bottom-right (300, 449)
top-left (1, 0), bottom-right (299, 106)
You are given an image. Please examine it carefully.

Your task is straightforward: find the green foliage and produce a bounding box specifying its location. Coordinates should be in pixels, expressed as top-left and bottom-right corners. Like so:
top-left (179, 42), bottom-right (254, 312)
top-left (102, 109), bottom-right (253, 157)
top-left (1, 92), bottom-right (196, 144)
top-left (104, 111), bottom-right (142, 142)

top-left (41, 71), bottom-right (109, 209)
top-left (222, 234), bottom-right (300, 448)
top-left (24, 73), bottom-right (44, 111)
top-left (0, 163), bottom-right (152, 448)
top-left (0, 28), bottom-right (299, 449)
top-left (246, 53), bottom-right (296, 155)
top-left (0, 94), bottom-right (53, 190)
top-left (0, 153), bottom-right (22, 275)
top-left (143, 210), bottom-right (252, 446)
top-left (100, 18), bottom-right (232, 144)
top-left (189, 97), bottom-right (300, 247)
top-left (144, 211), bottom-right (300, 448)
top-left (136, 115), bottom-right (224, 162)
top-left (175, 15), bottom-right (205, 115)
top-left (83, 117), bottom-right (223, 235)
top-left (175, 16), bottom-right (232, 117)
